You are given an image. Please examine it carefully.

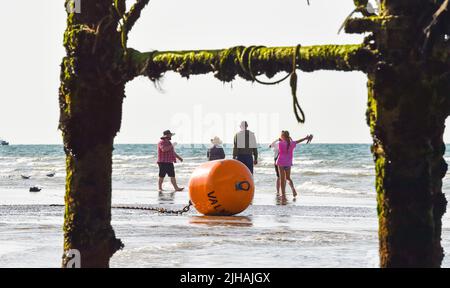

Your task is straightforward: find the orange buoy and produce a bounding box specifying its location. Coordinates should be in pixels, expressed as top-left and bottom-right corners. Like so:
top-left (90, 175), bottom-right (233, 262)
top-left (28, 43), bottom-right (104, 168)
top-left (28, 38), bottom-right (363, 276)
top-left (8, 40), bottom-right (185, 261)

top-left (189, 159), bottom-right (254, 216)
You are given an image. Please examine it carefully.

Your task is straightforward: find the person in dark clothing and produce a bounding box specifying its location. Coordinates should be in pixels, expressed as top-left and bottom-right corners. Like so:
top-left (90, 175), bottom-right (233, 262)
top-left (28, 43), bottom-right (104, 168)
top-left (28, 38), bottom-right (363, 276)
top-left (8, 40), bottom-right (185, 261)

top-left (233, 121), bottom-right (258, 174)
top-left (207, 136), bottom-right (226, 161)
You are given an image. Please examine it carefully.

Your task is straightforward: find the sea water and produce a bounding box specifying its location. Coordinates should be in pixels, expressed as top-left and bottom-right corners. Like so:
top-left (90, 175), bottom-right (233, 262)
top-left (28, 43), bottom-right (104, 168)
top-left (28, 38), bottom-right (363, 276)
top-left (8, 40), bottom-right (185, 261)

top-left (0, 144), bottom-right (449, 267)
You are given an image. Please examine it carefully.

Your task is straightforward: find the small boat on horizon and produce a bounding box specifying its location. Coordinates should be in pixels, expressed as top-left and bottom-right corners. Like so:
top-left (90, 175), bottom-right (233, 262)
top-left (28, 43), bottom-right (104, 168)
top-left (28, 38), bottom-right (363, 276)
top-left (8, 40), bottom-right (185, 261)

top-left (0, 139), bottom-right (9, 145)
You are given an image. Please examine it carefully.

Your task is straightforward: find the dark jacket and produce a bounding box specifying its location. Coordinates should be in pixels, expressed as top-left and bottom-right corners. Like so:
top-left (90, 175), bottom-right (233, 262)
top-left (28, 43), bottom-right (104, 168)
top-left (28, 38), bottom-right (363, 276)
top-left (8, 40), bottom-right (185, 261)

top-left (233, 130), bottom-right (258, 161)
top-left (207, 145), bottom-right (226, 161)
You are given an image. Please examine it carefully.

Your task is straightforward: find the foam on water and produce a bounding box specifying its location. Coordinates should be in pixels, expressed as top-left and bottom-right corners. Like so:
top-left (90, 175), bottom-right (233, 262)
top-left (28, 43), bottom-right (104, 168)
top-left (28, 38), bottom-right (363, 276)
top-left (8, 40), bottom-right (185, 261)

top-left (298, 181), bottom-right (370, 196)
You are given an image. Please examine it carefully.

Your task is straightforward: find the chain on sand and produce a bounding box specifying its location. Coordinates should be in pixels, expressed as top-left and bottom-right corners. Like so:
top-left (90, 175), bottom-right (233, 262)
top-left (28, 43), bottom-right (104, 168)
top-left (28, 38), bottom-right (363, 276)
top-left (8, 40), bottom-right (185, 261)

top-left (50, 201), bottom-right (193, 215)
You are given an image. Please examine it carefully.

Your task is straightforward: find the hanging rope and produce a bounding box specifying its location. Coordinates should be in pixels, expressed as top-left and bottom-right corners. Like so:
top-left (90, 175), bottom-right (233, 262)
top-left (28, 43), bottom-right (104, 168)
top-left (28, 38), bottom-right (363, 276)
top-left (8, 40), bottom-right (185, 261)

top-left (289, 45), bottom-right (305, 123)
top-left (238, 45), bottom-right (305, 123)
top-left (239, 45), bottom-right (291, 85)
top-left (50, 201), bottom-right (193, 215)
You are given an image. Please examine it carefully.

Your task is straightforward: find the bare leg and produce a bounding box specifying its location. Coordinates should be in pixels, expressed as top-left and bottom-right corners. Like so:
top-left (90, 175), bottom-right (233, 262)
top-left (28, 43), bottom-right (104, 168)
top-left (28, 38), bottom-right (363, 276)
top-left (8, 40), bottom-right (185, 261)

top-left (170, 177), bottom-right (184, 191)
top-left (286, 168), bottom-right (297, 197)
top-left (276, 177), bottom-right (281, 195)
top-left (158, 177), bottom-right (164, 191)
top-left (279, 166), bottom-right (287, 196)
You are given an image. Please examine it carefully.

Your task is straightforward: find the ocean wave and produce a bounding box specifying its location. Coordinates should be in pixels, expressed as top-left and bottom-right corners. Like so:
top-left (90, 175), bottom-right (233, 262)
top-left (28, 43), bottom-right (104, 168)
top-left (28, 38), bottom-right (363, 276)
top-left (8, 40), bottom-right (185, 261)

top-left (176, 162), bottom-right (203, 167)
top-left (113, 155), bottom-right (154, 161)
top-left (294, 167), bottom-right (373, 177)
top-left (113, 164), bottom-right (156, 170)
top-left (361, 165), bottom-right (374, 169)
top-left (297, 159), bottom-right (326, 165)
top-left (257, 158), bottom-right (326, 167)
top-left (297, 181), bottom-right (371, 195)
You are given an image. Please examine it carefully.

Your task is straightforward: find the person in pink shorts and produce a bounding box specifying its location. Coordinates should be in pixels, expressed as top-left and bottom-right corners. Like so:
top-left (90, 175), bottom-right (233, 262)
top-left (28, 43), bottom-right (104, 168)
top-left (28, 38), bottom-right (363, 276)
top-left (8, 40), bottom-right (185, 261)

top-left (276, 130), bottom-right (313, 197)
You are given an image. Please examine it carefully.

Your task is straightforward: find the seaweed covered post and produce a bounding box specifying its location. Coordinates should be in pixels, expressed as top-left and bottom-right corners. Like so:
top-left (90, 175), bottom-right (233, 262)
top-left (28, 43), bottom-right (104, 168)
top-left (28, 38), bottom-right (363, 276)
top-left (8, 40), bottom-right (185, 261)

top-left (59, 0), bottom-right (137, 267)
top-left (347, 0), bottom-right (450, 267)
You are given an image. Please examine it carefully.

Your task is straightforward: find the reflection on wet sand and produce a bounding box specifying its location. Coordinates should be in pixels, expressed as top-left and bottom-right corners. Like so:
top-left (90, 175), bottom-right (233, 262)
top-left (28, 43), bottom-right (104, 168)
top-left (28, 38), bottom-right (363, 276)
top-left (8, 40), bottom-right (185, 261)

top-left (189, 216), bottom-right (253, 227)
top-left (158, 191), bottom-right (175, 204)
top-left (276, 195), bottom-right (288, 205)
top-left (274, 214), bottom-right (292, 224)
top-left (275, 194), bottom-right (297, 205)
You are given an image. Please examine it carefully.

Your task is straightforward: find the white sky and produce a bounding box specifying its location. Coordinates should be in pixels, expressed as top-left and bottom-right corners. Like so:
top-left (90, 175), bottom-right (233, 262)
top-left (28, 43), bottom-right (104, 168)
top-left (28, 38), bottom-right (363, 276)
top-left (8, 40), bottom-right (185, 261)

top-left (1, 0), bottom-right (449, 144)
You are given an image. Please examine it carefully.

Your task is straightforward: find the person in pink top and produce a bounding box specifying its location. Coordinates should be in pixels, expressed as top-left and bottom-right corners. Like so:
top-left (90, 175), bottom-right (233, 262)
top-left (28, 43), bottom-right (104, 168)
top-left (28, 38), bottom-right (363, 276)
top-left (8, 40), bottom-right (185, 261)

top-left (276, 130), bottom-right (313, 198)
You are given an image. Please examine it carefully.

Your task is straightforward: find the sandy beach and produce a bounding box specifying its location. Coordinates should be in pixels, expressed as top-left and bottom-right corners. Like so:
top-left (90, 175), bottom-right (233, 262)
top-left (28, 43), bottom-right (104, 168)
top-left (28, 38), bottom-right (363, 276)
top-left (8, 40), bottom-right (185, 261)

top-left (1, 187), bottom-right (450, 268)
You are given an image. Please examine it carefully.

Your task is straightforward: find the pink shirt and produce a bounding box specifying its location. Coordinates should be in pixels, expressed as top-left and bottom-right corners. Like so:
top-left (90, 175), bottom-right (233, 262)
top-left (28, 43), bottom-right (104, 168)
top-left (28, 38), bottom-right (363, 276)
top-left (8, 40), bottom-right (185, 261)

top-left (157, 139), bottom-right (176, 163)
top-left (276, 140), bottom-right (297, 167)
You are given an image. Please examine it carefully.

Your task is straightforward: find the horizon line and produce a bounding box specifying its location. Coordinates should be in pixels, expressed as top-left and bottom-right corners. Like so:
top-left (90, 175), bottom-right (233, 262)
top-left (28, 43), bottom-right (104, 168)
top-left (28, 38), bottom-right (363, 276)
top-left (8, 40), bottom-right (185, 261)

top-left (2, 142), bottom-right (378, 145)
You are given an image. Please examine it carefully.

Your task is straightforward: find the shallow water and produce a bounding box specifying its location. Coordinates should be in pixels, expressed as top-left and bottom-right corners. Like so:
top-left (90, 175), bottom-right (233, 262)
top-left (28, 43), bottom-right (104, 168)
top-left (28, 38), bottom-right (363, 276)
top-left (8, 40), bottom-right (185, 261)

top-left (1, 144), bottom-right (450, 267)
top-left (0, 193), bottom-right (381, 268)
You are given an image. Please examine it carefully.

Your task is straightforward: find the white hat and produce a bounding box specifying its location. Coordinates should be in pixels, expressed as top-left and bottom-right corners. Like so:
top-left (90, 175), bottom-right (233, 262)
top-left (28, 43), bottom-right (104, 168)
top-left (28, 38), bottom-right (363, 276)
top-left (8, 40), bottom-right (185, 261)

top-left (211, 136), bottom-right (223, 145)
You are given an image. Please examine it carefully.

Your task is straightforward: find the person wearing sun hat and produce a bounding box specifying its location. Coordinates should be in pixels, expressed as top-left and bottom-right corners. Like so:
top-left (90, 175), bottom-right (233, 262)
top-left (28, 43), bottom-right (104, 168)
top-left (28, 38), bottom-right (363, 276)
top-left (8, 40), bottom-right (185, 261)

top-left (207, 136), bottom-right (226, 161)
top-left (157, 130), bottom-right (184, 191)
